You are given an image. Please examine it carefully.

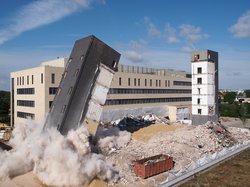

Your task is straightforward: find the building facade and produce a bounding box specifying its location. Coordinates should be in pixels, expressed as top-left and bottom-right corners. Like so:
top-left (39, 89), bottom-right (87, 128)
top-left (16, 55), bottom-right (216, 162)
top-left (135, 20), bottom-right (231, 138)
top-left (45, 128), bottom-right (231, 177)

top-left (191, 50), bottom-right (219, 125)
top-left (10, 58), bottom-right (67, 126)
top-left (10, 59), bottom-right (192, 126)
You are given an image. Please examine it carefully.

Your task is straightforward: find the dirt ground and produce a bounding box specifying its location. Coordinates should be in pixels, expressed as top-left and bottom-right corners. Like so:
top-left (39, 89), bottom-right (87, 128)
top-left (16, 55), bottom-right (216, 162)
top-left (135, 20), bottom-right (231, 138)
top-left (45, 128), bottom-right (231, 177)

top-left (220, 117), bottom-right (250, 128)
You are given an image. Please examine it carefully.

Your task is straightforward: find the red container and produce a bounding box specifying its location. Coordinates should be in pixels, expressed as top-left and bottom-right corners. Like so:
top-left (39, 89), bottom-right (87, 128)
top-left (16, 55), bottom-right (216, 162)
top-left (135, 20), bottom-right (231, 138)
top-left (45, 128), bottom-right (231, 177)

top-left (134, 154), bottom-right (174, 179)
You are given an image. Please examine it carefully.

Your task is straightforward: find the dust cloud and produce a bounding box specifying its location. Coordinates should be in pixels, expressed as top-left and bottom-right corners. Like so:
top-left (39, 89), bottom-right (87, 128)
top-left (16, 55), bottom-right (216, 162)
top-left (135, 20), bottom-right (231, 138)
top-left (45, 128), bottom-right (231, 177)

top-left (0, 119), bottom-right (122, 186)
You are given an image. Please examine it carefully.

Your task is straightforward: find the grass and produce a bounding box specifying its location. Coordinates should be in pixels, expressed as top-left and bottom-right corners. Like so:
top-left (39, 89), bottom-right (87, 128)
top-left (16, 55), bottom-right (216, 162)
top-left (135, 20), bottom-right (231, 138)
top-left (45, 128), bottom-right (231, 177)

top-left (179, 148), bottom-right (250, 187)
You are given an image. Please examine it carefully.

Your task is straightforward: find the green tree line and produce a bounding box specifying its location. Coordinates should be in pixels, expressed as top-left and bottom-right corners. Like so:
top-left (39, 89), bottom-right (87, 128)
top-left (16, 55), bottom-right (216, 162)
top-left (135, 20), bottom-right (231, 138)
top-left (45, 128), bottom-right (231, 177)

top-left (0, 91), bottom-right (10, 124)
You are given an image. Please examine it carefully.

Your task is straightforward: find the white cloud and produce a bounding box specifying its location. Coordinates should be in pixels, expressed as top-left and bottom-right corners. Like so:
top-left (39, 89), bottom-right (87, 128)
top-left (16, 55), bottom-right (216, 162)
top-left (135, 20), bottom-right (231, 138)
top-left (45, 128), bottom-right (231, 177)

top-left (144, 17), bottom-right (161, 37)
top-left (124, 51), bottom-right (143, 63)
top-left (0, 0), bottom-right (91, 45)
top-left (179, 24), bottom-right (208, 43)
top-left (229, 10), bottom-right (250, 38)
top-left (164, 23), bottom-right (179, 43)
top-left (129, 39), bottom-right (147, 50)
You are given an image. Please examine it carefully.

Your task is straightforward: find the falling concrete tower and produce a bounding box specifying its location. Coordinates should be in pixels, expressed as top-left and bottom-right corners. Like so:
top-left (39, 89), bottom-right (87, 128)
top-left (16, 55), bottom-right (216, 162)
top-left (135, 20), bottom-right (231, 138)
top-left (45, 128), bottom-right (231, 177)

top-left (191, 50), bottom-right (218, 125)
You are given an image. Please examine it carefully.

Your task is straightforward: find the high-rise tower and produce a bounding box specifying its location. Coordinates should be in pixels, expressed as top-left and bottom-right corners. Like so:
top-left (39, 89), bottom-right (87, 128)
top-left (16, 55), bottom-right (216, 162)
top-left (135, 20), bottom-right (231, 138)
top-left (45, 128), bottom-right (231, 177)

top-left (191, 50), bottom-right (218, 125)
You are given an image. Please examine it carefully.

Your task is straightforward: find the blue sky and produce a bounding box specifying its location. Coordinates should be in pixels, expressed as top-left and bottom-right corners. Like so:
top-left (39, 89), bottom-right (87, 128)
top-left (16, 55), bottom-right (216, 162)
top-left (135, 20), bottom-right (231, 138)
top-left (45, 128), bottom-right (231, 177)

top-left (0, 0), bottom-right (250, 91)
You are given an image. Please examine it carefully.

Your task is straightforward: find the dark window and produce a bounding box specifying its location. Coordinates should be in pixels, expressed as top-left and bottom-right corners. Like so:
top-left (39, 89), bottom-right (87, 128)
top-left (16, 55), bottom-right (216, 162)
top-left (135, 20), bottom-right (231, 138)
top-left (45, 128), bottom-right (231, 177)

top-left (197, 98), bottom-right (200, 104)
top-left (27, 76), bottom-right (29, 85)
top-left (119, 77), bottom-right (122, 86)
top-left (138, 79), bottom-right (140, 86)
top-left (198, 109), bottom-right (202, 115)
top-left (17, 88), bottom-right (35, 94)
top-left (150, 79), bottom-right (152, 87)
top-left (32, 75), bottom-right (34, 84)
top-left (105, 97), bottom-right (191, 105)
top-left (108, 88), bottom-right (191, 94)
top-left (17, 100), bottom-right (35, 107)
top-left (134, 78), bottom-right (136, 86)
top-left (51, 73), bottom-right (55, 84)
top-left (168, 80), bottom-right (170, 87)
top-left (22, 76), bottom-right (24, 85)
top-left (49, 101), bottom-right (53, 108)
top-left (165, 80), bottom-right (167, 87)
top-left (173, 81), bottom-right (191, 86)
top-left (17, 77), bottom-right (19, 86)
top-left (41, 73), bottom-right (43, 84)
top-left (186, 74), bottom-right (192, 78)
top-left (197, 78), bottom-right (202, 84)
top-left (17, 111), bottom-right (34, 119)
top-left (198, 67), bottom-right (202, 74)
top-left (159, 80), bottom-right (161, 87)
top-left (156, 80), bottom-right (158, 87)
top-left (145, 79), bottom-right (147, 86)
top-left (49, 87), bottom-right (58, 95)
top-left (128, 78), bottom-right (130, 86)
top-left (198, 88), bottom-right (201, 94)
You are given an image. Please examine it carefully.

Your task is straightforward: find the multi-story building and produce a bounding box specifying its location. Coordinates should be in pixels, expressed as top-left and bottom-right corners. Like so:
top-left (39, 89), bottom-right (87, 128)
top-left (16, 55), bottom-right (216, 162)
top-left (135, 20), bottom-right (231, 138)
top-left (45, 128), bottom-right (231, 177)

top-left (10, 58), bottom-right (192, 126)
top-left (10, 58), bottom-right (67, 126)
top-left (191, 50), bottom-right (219, 125)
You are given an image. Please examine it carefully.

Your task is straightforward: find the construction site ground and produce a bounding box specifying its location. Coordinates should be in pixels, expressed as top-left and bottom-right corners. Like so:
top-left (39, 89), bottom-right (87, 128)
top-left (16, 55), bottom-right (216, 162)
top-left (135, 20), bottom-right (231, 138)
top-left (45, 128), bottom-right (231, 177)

top-left (1, 117), bottom-right (250, 187)
top-left (179, 148), bottom-right (250, 187)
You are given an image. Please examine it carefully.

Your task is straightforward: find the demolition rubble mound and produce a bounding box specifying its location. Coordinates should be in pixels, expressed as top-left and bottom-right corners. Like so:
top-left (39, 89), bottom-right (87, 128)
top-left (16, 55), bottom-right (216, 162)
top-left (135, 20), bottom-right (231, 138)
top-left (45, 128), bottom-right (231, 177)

top-left (99, 120), bottom-right (250, 187)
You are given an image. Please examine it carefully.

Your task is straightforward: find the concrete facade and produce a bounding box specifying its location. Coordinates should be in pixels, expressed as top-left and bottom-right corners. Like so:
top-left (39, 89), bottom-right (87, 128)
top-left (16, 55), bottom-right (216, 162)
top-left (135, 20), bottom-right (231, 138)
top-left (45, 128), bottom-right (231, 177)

top-left (10, 59), bottom-right (192, 126)
top-left (191, 50), bottom-right (219, 125)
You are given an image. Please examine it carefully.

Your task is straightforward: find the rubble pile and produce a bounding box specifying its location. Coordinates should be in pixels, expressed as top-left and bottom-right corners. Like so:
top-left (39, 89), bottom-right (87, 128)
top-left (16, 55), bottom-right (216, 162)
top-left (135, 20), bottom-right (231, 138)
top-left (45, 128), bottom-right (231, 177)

top-left (100, 114), bottom-right (169, 133)
top-left (99, 121), bottom-right (250, 186)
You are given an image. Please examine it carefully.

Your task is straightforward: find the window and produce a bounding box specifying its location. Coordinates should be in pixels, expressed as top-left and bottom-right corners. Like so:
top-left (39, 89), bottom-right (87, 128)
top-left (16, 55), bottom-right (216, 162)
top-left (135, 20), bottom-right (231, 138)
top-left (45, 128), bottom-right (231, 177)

top-left (17, 100), bottom-right (35, 107)
top-left (27, 76), bottom-right (29, 85)
top-left (198, 109), bottom-right (202, 115)
top-left (134, 78), bottom-right (136, 86)
top-left (49, 101), bottom-right (53, 108)
top-left (108, 88), bottom-right (191, 94)
top-left (198, 67), bottom-right (202, 74)
top-left (119, 77), bottom-right (122, 86)
top-left (17, 111), bottom-right (34, 119)
top-left (159, 80), bottom-right (161, 87)
top-left (138, 79), bottom-right (140, 86)
top-left (41, 73), bottom-right (43, 84)
top-left (17, 88), bottom-right (35, 94)
top-left (173, 81), bottom-right (191, 86)
top-left (165, 80), bottom-right (167, 87)
top-left (150, 79), bottom-right (152, 87)
top-left (197, 78), bottom-right (202, 84)
top-left (194, 54), bottom-right (200, 61)
top-left (128, 78), bottom-right (130, 86)
top-left (17, 77), bottom-right (19, 86)
top-left (49, 87), bottom-right (58, 95)
top-left (168, 80), bottom-right (170, 87)
top-left (145, 79), bottom-right (147, 86)
top-left (156, 80), bottom-right (158, 87)
top-left (198, 88), bottom-right (201, 94)
top-left (32, 75), bottom-right (34, 84)
top-left (22, 76), bottom-right (24, 85)
top-left (51, 73), bottom-right (55, 84)
top-left (197, 98), bottom-right (200, 104)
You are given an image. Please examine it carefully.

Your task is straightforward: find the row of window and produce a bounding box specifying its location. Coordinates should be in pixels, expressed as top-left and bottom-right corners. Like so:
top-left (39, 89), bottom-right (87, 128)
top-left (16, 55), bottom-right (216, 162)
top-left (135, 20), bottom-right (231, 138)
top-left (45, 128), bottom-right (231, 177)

top-left (108, 88), bottom-right (191, 94)
top-left (16, 73), bottom-right (56, 86)
top-left (120, 77), bottom-right (173, 87)
top-left (105, 97), bottom-right (191, 105)
top-left (173, 81), bottom-right (191, 86)
top-left (17, 88), bottom-right (35, 94)
top-left (17, 111), bottom-right (35, 119)
top-left (17, 100), bottom-right (35, 107)
top-left (17, 75), bottom-right (34, 86)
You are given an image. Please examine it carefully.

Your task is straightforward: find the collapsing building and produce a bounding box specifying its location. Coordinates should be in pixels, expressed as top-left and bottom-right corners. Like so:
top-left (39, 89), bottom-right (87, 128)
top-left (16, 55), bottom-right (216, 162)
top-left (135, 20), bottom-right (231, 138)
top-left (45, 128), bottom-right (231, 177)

top-left (191, 50), bottom-right (219, 125)
top-left (44, 35), bottom-right (120, 136)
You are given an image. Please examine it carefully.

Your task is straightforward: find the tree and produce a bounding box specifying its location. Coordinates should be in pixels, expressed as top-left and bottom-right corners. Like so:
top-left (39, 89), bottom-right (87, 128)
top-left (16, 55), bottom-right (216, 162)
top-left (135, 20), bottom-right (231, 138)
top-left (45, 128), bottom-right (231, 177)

top-left (245, 90), bottom-right (250, 98)
top-left (223, 92), bottom-right (237, 104)
top-left (0, 91), bottom-right (10, 125)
